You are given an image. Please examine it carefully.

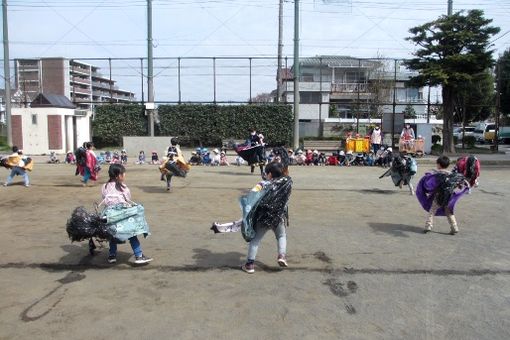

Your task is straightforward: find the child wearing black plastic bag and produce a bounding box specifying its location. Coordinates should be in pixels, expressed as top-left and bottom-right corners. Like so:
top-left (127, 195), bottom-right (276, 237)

top-left (102, 164), bottom-right (153, 265)
top-left (241, 162), bottom-right (292, 274)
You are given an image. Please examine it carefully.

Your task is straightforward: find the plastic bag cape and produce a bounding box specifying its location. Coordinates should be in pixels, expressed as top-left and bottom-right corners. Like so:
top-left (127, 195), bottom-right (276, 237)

top-left (66, 204), bottom-right (150, 243)
top-left (235, 144), bottom-right (264, 165)
top-left (379, 155), bottom-right (416, 186)
top-left (102, 204), bottom-right (151, 241)
top-left (239, 176), bottom-right (292, 242)
top-left (416, 171), bottom-right (469, 216)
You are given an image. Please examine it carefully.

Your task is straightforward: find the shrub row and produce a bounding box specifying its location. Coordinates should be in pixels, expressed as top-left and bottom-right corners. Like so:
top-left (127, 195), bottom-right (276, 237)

top-left (91, 104), bottom-right (293, 148)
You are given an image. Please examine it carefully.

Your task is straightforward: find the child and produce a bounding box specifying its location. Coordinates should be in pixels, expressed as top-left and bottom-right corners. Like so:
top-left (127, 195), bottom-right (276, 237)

top-left (294, 150), bottom-right (306, 165)
top-left (65, 150), bottom-right (76, 164)
top-left (379, 152), bottom-right (417, 195)
top-left (188, 151), bottom-right (202, 166)
top-left (48, 151), bottom-right (60, 164)
top-left (3, 146), bottom-right (32, 187)
top-left (136, 150), bottom-right (146, 165)
top-left (121, 149), bottom-right (128, 164)
top-left (219, 151), bottom-right (230, 166)
top-left (327, 152), bottom-right (339, 166)
top-left (241, 162), bottom-right (292, 273)
top-left (211, 149), bottom-right (221, 166)
top-left (417, 156), bottom-right (468, 235)
top-left (151, 151), bottom-right (159, 165)
top-left (102, 164), bottom-right (153, 264)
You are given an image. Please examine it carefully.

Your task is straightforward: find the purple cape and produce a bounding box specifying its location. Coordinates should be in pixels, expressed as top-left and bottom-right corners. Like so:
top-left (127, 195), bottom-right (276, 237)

top-left (416, 172), bottom-right (469, 216)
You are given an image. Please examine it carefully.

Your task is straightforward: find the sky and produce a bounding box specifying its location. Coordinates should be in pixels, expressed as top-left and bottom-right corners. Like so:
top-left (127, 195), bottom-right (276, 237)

top-left (1, 0), bottom-right (510, 102)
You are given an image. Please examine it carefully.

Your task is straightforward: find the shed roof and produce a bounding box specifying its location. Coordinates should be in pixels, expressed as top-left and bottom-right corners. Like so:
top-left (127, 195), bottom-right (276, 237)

top-left (30, 93), bottom-right (76, 109)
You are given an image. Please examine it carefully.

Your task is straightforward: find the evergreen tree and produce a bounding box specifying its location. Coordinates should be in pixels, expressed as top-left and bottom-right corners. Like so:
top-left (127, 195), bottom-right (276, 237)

top-left (406, 10), bottom-right (499, 153)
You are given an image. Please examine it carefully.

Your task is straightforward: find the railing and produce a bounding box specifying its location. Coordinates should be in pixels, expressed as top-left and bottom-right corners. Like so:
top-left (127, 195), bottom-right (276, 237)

top-left (72, 76), bottom-right (91, 85)
top-left (331, 83), bottom-right (368, 93)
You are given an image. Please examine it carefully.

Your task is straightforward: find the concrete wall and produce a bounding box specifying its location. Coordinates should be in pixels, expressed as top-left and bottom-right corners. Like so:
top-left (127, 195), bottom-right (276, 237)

top-left (75, 114), bottom-right (91, 150)
top-left (123, 136), bottom-right (176, 157)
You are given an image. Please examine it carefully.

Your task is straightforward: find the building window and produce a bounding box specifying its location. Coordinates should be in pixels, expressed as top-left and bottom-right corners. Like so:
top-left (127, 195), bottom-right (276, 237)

top-left (300, 92), bottom-right (321, 104)
top-left (31, 114), bottom-right (37, 125)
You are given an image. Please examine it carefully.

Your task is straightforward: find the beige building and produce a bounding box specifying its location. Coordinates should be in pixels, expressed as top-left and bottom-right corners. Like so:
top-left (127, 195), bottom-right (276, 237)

top-left (15, 58), bottom-right (136, 110)
top-left (11, 94), bottom-right (91, 154)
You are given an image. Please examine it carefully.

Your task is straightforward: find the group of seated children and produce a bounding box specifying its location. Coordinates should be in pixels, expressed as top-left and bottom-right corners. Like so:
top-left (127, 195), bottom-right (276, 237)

top-left (187, 148), bottom-right (231, 166)
top-left (286, 146), bottom-right (395, 167)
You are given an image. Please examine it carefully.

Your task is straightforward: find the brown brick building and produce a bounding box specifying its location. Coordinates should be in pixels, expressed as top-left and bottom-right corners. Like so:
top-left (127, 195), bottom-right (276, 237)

top-left (15, 58), bottom-right (136, 109)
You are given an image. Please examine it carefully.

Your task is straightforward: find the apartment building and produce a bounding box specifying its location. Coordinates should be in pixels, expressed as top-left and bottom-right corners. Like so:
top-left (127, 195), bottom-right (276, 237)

top-left (15, 58), bottom-right (136, 109)
top-left (282, 55), bottom-right (431, 136)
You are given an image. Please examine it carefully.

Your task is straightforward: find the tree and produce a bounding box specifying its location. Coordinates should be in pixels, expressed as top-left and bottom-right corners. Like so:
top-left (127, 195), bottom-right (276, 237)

top-left (452, 70), bottom-right (495, 127)
top-left (403, 104), bottom-right (417, 119)
top-left (499, 48), bottom-right (510, 115)
top-left (250, 92), bottom-right (274, 103)
top-left (405, 10), bottom-right (500, 153)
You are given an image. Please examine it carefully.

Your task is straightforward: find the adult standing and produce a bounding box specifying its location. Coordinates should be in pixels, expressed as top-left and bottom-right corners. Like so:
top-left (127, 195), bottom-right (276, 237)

top-left (370, 125), bottom-right (383, 154)
top-left (400, 123), bottom-right (416, 152)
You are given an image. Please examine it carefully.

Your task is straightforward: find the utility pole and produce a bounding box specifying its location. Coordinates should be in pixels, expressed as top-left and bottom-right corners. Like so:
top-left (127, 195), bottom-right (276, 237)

top-left (293, 0), bottom-right (300, 149)
top-left (2, 0), bottom-right (12, 146)
top-left (447, 0), bottom-right (453, 15)
top-left (495, 60), bottom-right (501, 152)
top-left (276, 0), bottom-right (284, 103)
top-left (147, 0), bottom-right (155, 136)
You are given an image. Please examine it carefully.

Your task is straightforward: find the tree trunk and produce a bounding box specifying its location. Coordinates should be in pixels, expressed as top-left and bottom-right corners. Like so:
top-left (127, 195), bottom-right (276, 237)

top-left (442, 86), bottom-right (456, 153)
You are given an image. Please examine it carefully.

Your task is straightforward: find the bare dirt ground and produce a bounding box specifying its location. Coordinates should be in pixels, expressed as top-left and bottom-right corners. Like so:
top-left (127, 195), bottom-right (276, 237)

top-left (1, 162), bottom-right (509, 340)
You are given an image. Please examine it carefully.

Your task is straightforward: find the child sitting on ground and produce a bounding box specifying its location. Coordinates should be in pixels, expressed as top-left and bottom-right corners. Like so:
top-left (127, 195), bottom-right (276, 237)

top-left (219, 151), bottom-right (230, 166)
top-left (65, 150), bottom-right (76, 164)
top-left (327, 152), bottom-right (339, 166)
top-left (136, 150), bottom-right (146, 165)
top-left (150, 151), bottom-right (160, 165)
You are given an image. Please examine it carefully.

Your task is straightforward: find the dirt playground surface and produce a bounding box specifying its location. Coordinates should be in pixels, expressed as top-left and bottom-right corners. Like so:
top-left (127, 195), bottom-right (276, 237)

top-left (1, 163), bottom-right (509, 339)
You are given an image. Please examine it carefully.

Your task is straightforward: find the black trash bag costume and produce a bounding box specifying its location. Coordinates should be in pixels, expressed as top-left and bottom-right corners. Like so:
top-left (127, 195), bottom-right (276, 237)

top-left (434, 172), bottom-right (467, 208)
top-left (241, 176), bottom-right (292, 242)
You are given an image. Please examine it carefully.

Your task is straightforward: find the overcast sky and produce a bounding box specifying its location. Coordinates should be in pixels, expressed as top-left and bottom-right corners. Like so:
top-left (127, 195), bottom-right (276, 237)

top-left (2, 0), bottom-right (510, 101)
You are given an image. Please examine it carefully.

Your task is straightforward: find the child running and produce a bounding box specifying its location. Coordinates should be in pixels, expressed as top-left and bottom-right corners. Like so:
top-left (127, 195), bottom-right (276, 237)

top-left (102, 164), bottom-right (153, 264)
top-left (417, 155), bottom-right (469, 235)
top-left (241, 162), bottom-right (292, 273)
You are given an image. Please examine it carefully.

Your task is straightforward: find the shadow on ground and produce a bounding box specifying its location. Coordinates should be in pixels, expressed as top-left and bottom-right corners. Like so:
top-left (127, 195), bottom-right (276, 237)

top-left (368, 222), bottom-right (426, 237)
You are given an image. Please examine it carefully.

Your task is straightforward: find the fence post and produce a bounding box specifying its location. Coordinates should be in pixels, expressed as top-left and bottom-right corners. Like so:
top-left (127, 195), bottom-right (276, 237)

top-left (178, 57), bottom-right (182, 104)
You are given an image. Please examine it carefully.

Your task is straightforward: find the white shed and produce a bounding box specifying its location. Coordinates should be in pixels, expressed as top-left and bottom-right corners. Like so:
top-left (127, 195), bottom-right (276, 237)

top-left (11, 94), bottom-right (91, 154)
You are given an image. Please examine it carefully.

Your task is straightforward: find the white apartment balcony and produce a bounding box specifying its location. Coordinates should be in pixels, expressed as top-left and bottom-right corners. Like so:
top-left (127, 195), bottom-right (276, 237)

top-left (284, 81), bottom-right (331, 92)
top-left (331, 82), bottom-right (369, 93)
top-left (71, 77), bottom-right (91, 85)
top-left (71, 67), bottom-right (90, 76)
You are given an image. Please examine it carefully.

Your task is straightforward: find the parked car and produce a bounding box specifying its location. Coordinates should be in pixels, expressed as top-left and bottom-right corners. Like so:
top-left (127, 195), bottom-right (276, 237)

top-left (453, 126), bottom-right (475, 141)
top-left (473, 122), bottom-right (495, 143)
top-left (483, 124), bottom-right (496, 142)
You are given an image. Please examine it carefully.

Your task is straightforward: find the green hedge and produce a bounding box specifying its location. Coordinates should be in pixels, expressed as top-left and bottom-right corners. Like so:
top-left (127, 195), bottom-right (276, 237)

top-left (157, 104), bottom-right (293, 146)
top-left (92, 105), bottom-right (147, 148)
top-left (91, 104), bottom-right (293, 147)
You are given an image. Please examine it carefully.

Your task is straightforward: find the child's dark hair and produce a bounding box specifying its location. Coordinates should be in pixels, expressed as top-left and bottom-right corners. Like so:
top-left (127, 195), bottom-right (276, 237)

top-left (436, 155), bottom-right (450, 169)
top-left (107, 164), bottom-right (126, 191)
top-left (12, 146), bottom-right (18, 153)
top-left (86, 142), bottom-right (93, 149)
top-left (265, 162), bottom-right (284, 179)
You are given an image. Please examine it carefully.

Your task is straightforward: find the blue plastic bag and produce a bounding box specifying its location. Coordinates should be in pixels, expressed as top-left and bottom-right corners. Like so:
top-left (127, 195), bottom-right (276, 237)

top-left (102, 204), bottom-right (150, 241)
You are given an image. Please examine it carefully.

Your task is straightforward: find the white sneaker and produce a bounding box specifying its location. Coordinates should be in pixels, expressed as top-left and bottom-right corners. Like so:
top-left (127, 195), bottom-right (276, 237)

top-left (134, 255), bottom-right (153, 264)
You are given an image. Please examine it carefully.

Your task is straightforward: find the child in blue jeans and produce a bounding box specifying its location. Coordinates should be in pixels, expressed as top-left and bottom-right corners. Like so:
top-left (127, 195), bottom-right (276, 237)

top-left (102, 164), bottom-right (153, 265)
top-left (242, 162), bottom-right (292, 274)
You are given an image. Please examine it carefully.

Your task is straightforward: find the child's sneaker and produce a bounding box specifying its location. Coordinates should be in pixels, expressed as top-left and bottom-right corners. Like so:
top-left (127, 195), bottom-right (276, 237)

top-left (241, 262), bottom-right (255, 273)
top-left (277, 254), bottom-right (288, 267)
top-left (134, 255), bottom-right (153, 264)
top-left (107, 255), bottom-right (117, 263)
